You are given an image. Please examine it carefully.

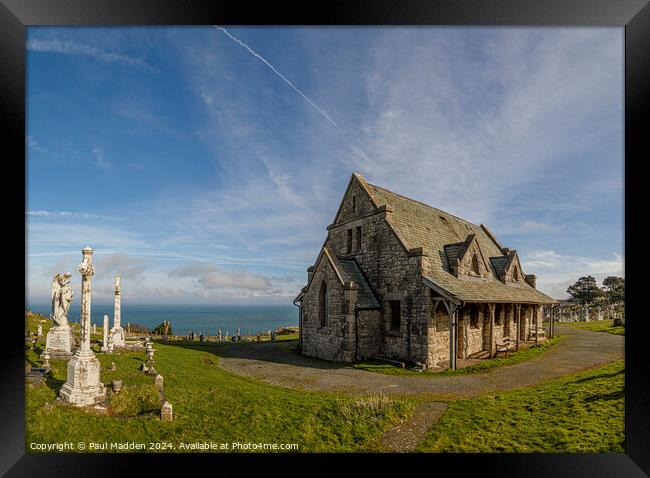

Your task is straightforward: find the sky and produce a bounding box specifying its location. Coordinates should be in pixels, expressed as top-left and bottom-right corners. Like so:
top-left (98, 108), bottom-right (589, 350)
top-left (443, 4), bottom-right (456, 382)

top-left (26, 26), bottom-right (624, 305)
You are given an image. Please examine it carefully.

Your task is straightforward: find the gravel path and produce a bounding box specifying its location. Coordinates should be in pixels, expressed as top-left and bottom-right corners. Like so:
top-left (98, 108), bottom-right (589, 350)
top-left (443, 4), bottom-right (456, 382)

top-left (380, 401), bottom-right (448, 452)
top-left (216, 326), bottom-right (623, 399)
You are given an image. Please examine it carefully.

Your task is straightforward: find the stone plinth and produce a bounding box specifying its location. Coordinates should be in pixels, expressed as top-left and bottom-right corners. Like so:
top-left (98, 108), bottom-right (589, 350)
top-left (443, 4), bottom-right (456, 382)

top-left (110, 327), bottom-right (125, 348)
top-left (45, 325), bottom-right (75, 359)
top-left (58, 350), bottom-right (106, 406)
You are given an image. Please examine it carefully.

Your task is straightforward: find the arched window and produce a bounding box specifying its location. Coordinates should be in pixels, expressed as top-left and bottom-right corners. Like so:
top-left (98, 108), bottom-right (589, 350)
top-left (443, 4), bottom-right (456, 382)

top-left (471, 254), bottom-right (480, 275)
top-left (320, 282), bottom-right (329, 327)
top-left (513, 266), bottom-right (520, 281)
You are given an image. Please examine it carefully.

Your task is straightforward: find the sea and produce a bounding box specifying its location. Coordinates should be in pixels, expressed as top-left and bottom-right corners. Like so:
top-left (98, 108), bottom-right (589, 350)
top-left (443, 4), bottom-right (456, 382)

top-left (27, 303), bottom-right (299, 336)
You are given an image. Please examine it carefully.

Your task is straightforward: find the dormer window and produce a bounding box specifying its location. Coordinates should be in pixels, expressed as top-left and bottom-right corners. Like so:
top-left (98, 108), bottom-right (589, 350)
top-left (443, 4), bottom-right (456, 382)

top-left (471, 254), bottom-right (480, 275)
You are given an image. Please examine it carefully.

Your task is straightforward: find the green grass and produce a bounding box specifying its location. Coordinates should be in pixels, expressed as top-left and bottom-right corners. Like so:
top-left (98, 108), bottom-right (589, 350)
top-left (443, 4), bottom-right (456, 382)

top-left (417, 360), bottom-right (625, 453)
top-left (351, 335), bottom-right (566, 377)
top-left (559, 321), bottom-right (625, 336)
top-left (25, 316), bottom-right (414, 453)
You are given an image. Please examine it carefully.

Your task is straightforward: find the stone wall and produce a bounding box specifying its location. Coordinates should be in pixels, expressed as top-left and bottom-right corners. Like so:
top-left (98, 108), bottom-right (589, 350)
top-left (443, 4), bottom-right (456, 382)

top-left (327, 187), bottom-right (430, 365)
top-left (427, 303), bottom-right (450, 367)
top-left (300, 254), bottom-right (355, 362)
top-left (357, 309), bottom-right (380, 359)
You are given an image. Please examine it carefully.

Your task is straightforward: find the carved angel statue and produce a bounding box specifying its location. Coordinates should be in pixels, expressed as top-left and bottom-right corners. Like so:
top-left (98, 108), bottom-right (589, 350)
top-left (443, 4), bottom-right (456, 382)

top-left (51, 272), bottom-right (73, 327)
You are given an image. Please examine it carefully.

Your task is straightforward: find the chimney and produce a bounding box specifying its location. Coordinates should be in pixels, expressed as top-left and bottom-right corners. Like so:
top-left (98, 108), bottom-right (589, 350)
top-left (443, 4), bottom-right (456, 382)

top-left (525, 274), bottom-right (537, 288)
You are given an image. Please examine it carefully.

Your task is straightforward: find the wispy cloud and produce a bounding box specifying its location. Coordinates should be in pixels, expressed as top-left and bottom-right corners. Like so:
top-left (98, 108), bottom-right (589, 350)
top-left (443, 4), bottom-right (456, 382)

top-left (91, 146), bottom-right (111, 172)
top-left (170, 262), bottom-right (271, 290)
top-left (522, 249), bottom-right (624, 298)
top-left (214, 26), bottom-right (339, 128)
top-left (27, 39), bottom-right (158, 73)
top-left (27, 210), bottom-right (120, 220)
top-left (27, 135), bottom-right (47, 153)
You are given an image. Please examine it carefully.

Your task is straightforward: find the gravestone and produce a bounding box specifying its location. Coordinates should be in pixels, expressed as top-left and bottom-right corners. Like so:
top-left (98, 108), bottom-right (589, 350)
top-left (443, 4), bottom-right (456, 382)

top-left (109, 273), bottom-right (126, 348)
top-left (155, 374), bottom-right (164, 389)
top-left (45, 272), bottom-right (75, 359)
top-left (101, 314), bottom-right (109, 352)
top-left (37, 324), bottom-right (42, 337)
top-left (160, 401), bottom-right (173, 421)
top-left (59, 247), bottom-right (106, 406)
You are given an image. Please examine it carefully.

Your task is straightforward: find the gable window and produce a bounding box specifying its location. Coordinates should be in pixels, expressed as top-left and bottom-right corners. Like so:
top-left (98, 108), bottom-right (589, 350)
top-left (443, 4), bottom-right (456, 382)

top-left (389, 300), bottom-right (401, 331)
top-left (471, 254), bottom-right (480, 275)
top-left (355, 226), bottom-right (361, 252)
top-left (352, 195), bottom-right (356, 212)
top-left (469, 304), bottom-right (479, 328)
top-left (346, 229), bottom-right (353, 254)
top-left (320, 282), bottom-right (329, 327)
top-left (512, 266), bottom-right (520, 282)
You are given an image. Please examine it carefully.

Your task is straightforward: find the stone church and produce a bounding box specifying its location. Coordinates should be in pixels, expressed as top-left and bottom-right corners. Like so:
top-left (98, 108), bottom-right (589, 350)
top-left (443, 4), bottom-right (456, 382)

top-left (294, 173), bottom-right (557, 370)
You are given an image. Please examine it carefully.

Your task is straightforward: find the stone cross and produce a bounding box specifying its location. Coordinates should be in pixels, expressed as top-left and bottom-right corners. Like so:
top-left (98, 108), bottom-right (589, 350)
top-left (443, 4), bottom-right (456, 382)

top-left (59, 247), bottom-right (106, 406)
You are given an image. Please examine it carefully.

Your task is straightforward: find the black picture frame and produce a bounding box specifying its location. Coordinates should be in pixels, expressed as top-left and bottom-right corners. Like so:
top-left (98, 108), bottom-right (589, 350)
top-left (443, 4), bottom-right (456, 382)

top-left (4, 0), bottom-right (649, 475)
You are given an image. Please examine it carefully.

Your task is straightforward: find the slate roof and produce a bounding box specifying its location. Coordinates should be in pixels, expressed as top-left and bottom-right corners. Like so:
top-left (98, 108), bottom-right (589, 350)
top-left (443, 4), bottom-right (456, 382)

top-left (337, 259), bottom-right (381, 309)
top-left (489, 256), bottom-right (510, 278)
top-left (294, 246), bottom-right (380, 308)
top-left (366, 181), bottom-right (557, 304)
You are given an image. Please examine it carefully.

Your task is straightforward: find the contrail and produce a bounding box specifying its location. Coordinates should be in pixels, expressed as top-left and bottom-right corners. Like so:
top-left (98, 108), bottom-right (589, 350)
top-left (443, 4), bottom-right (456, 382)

top-left (214, 26), bottom-right (340, 129)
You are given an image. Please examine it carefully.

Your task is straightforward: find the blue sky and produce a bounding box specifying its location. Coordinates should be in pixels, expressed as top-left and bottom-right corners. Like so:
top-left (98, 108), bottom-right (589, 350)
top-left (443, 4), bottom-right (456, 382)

top-left (26, 26), bottom-right (624, 304)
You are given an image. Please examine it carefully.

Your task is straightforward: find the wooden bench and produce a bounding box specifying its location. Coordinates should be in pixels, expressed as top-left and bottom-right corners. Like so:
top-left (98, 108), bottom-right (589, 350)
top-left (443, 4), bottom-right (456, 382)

top-left (495, 338), bottom-right (515, 357)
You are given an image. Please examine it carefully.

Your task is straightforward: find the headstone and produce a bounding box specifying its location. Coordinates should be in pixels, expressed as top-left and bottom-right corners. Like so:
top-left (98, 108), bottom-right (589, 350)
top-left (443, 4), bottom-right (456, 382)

top-left (160, 401), bottom-right (173, 421)
top-left (41, 350), bottom-right (51, 370)
top-left (271, 330), bottom-right (277, 342)
top-left (155, 374), bottom-right (164, 389)
top-left (101, 314), bottom-right (109, 352)
top-left (45, 272), bottom-right (75, 359)
top-left (217, 329), bottom-right (222, 341)
top-left (109, 273), bottom-right (126, 348)
top-left (93, 323), bottom-right (97, 334)
top-left (224, 332), bottom-right (229, 341)
top-left (200, 334), bottom-right (205, 343)
top-left (37, 324), bottom-right (42, 337)
top-left (109, 361), bottom-right (116, 371)
top-left (59, 247), bottom-right (107, 406)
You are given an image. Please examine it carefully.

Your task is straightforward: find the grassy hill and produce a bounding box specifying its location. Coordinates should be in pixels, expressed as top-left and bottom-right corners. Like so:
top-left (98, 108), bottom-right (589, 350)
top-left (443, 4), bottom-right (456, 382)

top-left (25, 313), bottom-right (624, 453)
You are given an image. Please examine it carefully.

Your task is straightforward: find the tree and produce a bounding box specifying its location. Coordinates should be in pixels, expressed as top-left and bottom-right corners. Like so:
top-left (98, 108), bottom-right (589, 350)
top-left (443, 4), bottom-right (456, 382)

top-left (567, 276), bottom-right (602, 305)
top-left (153, 320), bottom-right (172, 336)
top-left (602, 276), bottom-right (625, 303)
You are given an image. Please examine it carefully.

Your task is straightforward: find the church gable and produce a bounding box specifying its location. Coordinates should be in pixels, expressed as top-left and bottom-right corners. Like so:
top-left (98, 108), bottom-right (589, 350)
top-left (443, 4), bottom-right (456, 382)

top-left (491, 249), bottom-right (525, 284)
top-left (446, 234), bottom-right (490, 279)
top-left (332, 173), bottom-right (378, 225)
